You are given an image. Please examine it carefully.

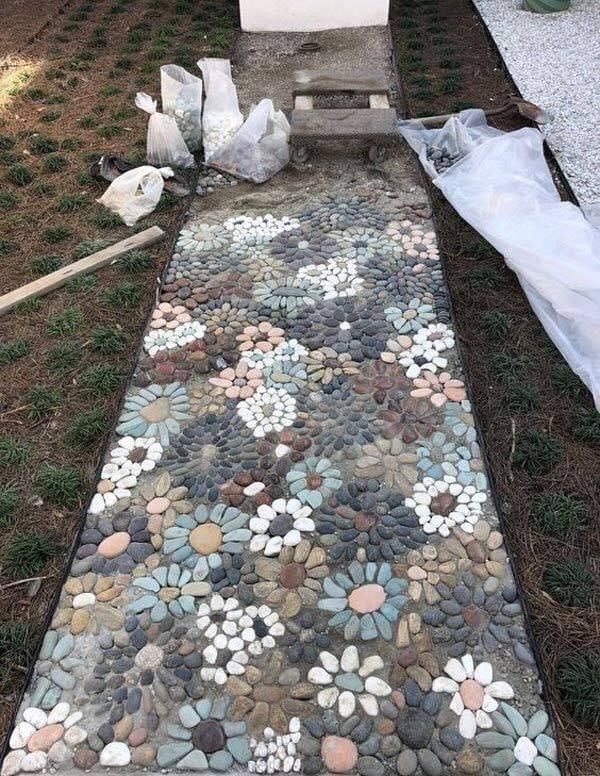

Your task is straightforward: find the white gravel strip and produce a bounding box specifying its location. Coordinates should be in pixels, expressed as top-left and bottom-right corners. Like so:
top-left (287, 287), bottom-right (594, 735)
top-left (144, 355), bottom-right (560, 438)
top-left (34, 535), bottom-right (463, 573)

top-left (472, 0), bottom-right (600, 224)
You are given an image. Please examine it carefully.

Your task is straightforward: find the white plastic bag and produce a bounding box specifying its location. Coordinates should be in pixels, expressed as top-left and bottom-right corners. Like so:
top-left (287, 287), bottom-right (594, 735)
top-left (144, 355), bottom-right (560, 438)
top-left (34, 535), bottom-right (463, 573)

top-left (160, 65), bottom-right (203, 152)
top-left (197, 58), bottom-right (243, 161)
top-left (208, 99), bottom-right (290, 183)
top-left (97, 165), bottom-right (174, 226)
top-left (401, 111), bottom-right (600, 408)
top-left (135, 92), bottom-right (195, 169)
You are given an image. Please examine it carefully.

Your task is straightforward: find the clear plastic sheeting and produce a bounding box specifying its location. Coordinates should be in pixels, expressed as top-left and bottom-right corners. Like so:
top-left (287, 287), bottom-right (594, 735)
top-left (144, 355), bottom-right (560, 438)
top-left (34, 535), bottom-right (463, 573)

top-left (208, 99), bottom-right (290, 184)
top-left (399, 111), bottom-right (600, 409)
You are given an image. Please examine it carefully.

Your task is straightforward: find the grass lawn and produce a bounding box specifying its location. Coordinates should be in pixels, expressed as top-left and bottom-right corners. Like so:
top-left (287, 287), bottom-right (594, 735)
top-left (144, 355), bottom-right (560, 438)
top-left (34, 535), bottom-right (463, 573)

top-left (0, 0), bottom-right (237, 747)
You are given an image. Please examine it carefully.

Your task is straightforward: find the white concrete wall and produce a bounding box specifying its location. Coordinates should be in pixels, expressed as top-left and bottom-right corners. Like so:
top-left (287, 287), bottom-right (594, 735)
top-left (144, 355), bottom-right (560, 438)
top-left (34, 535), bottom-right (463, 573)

top-left (239, 0), bottom-right (390, 32)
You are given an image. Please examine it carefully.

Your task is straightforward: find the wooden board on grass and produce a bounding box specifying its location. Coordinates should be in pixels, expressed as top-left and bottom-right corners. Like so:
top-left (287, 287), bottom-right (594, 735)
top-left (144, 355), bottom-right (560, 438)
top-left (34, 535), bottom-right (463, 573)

top-left (0, 226), bottom-right (165, 317)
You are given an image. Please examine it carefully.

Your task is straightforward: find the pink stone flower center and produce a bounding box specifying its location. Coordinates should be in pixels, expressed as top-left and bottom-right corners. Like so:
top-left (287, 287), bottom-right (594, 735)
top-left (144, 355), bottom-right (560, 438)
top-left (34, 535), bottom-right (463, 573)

top-left (348, 583), bottom-right (386, 613)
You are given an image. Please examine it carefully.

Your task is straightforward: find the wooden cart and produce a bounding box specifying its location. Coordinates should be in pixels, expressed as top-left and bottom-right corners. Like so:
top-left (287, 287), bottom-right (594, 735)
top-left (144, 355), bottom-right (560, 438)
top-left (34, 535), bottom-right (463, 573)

top-left (290, 69), bottom-right (398, 163)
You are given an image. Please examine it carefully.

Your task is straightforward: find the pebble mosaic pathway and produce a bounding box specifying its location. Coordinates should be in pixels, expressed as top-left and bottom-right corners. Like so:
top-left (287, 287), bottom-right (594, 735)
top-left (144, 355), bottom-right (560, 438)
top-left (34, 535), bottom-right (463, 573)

top-left (2, 181), bottom-right (560, 776)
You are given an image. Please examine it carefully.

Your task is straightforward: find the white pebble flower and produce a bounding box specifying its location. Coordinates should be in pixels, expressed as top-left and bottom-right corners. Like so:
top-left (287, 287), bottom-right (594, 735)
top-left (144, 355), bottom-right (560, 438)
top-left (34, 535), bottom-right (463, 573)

top-left (88, 436), bottom-right (163, 514)
top-left (236, 385), bottom-right (297, 438)
top-left (249, 720), bottom-right (302, 775)
top-left (432, 655), bottom-right (514, 739)
top-left (405, 475), bottom-right (487, 537)
top-left (308, 646), bottom-right (392, 718)
top-left (198, 595), bottom-right (285, 684)
top-left (396, 325), bottom-right (454, 378)
top-left (296, 258), bottom-right (364, 300)
top-left (143, 321), bottom-right (206, 357)
top-left (249, 498), bottom-right (315, 556)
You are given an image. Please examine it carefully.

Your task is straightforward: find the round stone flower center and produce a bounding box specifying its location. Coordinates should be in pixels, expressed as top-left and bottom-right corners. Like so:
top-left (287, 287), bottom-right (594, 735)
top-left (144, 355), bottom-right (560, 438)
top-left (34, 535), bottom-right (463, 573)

top-left (140, 396), bottom-right (171, 423)
top-left (460, 679), bottom-right (485, 711)
top-left (189, 524), bottom-right (223, 555)
top-left (192, 720), bottom-right (225, 754)
top-left (306, 473), bottom-right (323, 490)
top-left (280, 562), bottom-right (306, 589)
top-left (348, 583), bottom-right (386, 614)
top-left (431, 492), bottom-right (456, 517)
top-left (129, 447), bottom-right (147, 464)
top-left (252, 616), bottom-right (269, 638)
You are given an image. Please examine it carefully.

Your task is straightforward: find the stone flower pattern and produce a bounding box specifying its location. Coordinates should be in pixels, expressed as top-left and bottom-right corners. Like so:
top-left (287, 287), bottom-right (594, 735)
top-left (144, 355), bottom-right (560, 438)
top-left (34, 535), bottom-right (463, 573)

top-left (319, 560), bottom-right (408, 640)
top-left (6, 193), bottom-right (555, 776)
top-left (198, 595), bottom-right (285, 684)
top-left (116, 383), bottom-right (192, 447)
top-left (286, 457), bottom-right (343, 508)
top-left (163, 503), bottom-right (252, 570)
top-left (157, 695), bottom-right (250, 772)
top-left (308, 645), bottom-right (392, 717)
top-left (432, 655), bottom-right (515, 739)
top-left (249, 498), bottom-right (315, 556)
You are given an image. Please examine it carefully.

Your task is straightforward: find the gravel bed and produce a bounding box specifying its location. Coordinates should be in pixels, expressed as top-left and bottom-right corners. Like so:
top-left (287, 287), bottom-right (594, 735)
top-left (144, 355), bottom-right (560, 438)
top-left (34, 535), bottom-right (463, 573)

top-left (472, 0), bottom-right (600, 224)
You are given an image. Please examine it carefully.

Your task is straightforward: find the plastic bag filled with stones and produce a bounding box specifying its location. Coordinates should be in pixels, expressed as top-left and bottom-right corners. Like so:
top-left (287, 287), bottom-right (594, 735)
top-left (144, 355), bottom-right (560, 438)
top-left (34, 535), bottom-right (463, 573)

top-left (135, 92), bottom-right (195, 169)
top-left (197, 58), bottom-right (243, 162)
top-left (160, 65), bottom-right (203, 152)
top-left (207, 98), bottom-right (290, 184)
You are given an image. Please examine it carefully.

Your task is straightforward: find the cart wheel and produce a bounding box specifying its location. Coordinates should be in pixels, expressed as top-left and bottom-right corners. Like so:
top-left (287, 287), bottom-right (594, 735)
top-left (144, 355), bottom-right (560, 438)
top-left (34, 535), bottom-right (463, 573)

top-left (368, 144), bottom-right (388, 164)
top-left (291, 145), bottom-right (311, 164)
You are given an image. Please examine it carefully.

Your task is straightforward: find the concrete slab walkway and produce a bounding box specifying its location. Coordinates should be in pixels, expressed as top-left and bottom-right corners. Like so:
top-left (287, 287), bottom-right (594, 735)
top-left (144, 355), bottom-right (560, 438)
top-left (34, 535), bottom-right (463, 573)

top-left (1, 28), bottom-right (560, 776)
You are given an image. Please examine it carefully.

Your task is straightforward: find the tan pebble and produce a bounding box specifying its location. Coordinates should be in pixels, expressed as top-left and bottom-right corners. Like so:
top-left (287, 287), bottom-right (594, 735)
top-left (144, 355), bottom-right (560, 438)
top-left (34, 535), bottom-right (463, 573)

top-left (231, 696), bottom-right (254, 719)
top-left (173, 500), bottom-right (193, 514)
top-left (145, 553), bottom-right (162, 570)
top-left (70, 609), bottom-right (89, 634)
top-left (407, 566), bottom-right (427, 581)
top-left (396, 618), bottom-right (410, 648)
top-left (486, 560), bottom-right (506, 578)
top-left (115, 573), bottom-right (130, 586)
top-left (408, 613), bottom-right (421, 634)
top-left (377, 718), bottom-right (395, 736)
top-left (64, 578), bottom-right (83, 596)
top-left (423, 581), bottom-right (441, 604)
top-left (422, 545), bottom-right (438, 560)
top-left (245, 665), bottom-right (262, 685)
top-left (154, 471), bottom-right (171, 498)
top-left (94, 577), bottom-right (113, 594)
top-left (112, 716), bottom-right (133, 741)
top-left (97, 480), bottom-right (115, 494)
top-left (391, 690), bottom-right (405, 710)
top-left (167, 486), bottom-right (188, 501)
top-left (96, 588), bottom-right (121, 603)
top-left (82, 572), bottom-right (97, 593)
top-left (131, 744), bottom-right (156, 767)
top-left (408, 581), bottom-right (422, 602)
top-left (147, 515), bottom-right (163, 534)
top-left (419, 652), bottom-right (439, 677)
top-left (472, 520), bottom-right (491, 541)
top-left (454, 527), bottom-right (472, 546)
top-left (151, 535), bottom-right (163, 550)
top-left (98, 532), bottom-right (130, 558)
top-left (488, 530), bottom-right (504, 550)
top-left (407, 665), bottom-right (432, 692)
top-left (380, 352), bottom-right (396, 364)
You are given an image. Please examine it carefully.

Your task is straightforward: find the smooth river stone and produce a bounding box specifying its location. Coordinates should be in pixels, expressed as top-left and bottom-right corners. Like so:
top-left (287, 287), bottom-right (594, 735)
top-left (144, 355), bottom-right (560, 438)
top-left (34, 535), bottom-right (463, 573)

top-left (98, 532), bottom-right (131, 559)
top-left (27, 724), bottom-right (64, 752)
top-left (459, 679), bottom-right (484, 711)
top-left (321, 736), bottom-right (359, 773)
top-left (348, 584), bottom-right (386, 614)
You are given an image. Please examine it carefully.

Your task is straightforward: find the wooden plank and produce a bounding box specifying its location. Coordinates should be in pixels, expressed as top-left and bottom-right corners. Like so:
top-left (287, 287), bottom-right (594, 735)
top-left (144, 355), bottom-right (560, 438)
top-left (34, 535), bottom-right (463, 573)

top-left (293, 69), bottom-right (389, 96)
top-left (291, 108), bottom-right (398, 139)
top-left (0, 226), bottom-right (165, 317)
